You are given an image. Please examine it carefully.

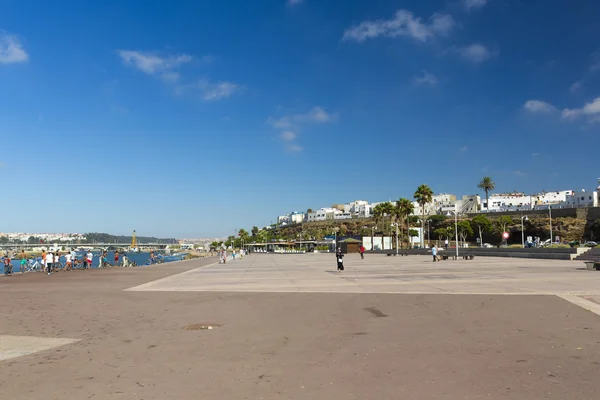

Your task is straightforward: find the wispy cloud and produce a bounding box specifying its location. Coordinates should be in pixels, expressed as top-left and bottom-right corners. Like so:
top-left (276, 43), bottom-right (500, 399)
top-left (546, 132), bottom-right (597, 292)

top-left (532, 152), bottom-right (539, 157)
top-left (523, 100), bottom-right (557, 114)
top-left (117, 50), bottom-right (192, 75)
top-left (570, 80), bottom-right (583, 93)
top-left (414, 70), bottom-right (438, 85)
top-left (267, 106), bottom-right (338, 129)
top-left (280, 131), bottom-right (296, 141)
top-left (515, 170), bottom-right (525, 177)
top-left (287, 0), bottom-right (303, 6)
top-left (297, 106), bottom-right (338, 123)
top-left (590, 50), bottom-right (600, 72)
top-left (196, 80), bottom-right (241, 101)
top-left (0, 32), bottom-right (28, 64)
top-left (342, 10), bottom-right (454, 43)
top-left (457, 44), bottom-right (497, 63)
top-left (268, 106), bottom-right (338, 152)
top-left (463, 0), bottom-right (489, 11)
top-left (118, 50), bottom-right (240, 101)
top-left (459, 145), bottom-right (468, 152)
top-left (561, 97), bottom-right (600, 122)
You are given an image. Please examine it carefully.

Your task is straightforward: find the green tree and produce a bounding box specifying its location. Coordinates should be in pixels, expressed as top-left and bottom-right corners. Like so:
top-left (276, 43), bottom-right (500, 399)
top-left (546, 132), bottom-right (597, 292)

top-left (395, 198), bottom-right (415, 249)
top-left (495, 216), bottom-right (514, 235)
top-left (477, 177), bottom-right (496, 211)
top-left (471, 215), bottom-right (492, 247)
top-left (414, 184), bottom-right (434, 248)
top-left (251, 226), bottom-right (259, 237)
top-left (238, 228), bottom-right (249, 241)
top-left (457, 220), bottom-right (473, 245)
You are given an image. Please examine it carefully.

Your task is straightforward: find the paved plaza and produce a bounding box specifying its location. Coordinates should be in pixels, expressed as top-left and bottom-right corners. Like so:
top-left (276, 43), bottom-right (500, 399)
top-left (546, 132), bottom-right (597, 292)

top-left (2, 254), bottom-right (600, 399)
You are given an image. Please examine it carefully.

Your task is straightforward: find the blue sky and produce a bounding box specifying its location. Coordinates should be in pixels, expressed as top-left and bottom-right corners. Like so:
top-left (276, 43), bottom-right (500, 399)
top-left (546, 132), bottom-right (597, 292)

top-left (1, 0), bottom-right (600, 238)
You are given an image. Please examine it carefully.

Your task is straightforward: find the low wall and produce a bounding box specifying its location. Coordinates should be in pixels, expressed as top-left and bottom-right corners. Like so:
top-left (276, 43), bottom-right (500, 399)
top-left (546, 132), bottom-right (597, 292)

top-left (367, 247), bottom-right (577, 260)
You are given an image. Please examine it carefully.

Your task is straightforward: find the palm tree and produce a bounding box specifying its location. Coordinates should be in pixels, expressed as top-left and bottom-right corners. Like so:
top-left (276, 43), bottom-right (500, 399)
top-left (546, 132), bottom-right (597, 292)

top-left (477, 176), bottom-right (496, 211)
top-left (395, 198), bottom-right (415, 249)
top-left (414, 184), bottom-right (433, 248)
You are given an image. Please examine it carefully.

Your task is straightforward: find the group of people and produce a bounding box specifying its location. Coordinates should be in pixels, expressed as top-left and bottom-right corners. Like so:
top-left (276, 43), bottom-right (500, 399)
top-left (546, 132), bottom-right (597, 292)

top-left (2, 249), bottom-right (135, 276)
top-left (218, 248), bottom-right (245, 264)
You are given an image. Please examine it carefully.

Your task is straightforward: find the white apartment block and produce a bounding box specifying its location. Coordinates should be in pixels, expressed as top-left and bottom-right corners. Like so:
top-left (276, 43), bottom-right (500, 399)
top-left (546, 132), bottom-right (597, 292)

top-left (307, 208), bottom-right (338, 222)
top-left (482, 193), bottom-right (533, 212)
top-left (561, 190), bottom-right (598, 208)
top-left (533, 190), bottom-right (574, 206)
top-left (278, 211), bottom-right (306, 225)
top-left (343, 200), bottom-right (371, 218)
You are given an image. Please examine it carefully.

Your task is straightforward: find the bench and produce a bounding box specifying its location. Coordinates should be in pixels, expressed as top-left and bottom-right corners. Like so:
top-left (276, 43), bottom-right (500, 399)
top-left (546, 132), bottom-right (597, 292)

top-left (441, 255), bottom-right (449, 260)
top-left (584, 261), bottom-right (600, 271)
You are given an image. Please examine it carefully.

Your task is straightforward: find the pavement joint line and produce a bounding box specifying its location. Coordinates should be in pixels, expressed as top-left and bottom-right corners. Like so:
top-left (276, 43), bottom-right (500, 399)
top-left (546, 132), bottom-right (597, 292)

top-left (556, 294), bottom-right (600, 317)
top-left (125, 259), bottom-right (222, 291)
top-left (130, 289), bottom-right (600, 295)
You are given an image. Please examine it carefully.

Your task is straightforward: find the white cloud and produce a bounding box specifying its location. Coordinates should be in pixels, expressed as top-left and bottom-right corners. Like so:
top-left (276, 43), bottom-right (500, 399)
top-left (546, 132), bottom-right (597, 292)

top-left (570, 80), bottom-right (583, 93)
top-left (280, 131), bottom-right (296, 141)
top-left (342, 10), bottom-right (454, 43)
top-left (287, 0), bottom-right (303, 6)
top-left (414, 70), bottom-right (438, 85)
top-left (196, 80), bottom-right (241, 101)
top-left (459, 145), bottom-right (468, 152)
top-left (301, 106), bottom-right (338, 123)
top-left (267, 116), bottom-right (294, 129)
top-left (458, 44), bottom-right (496, 63)
top-left (0, 33), bottom-right (28, 64)
top-left (515, 170), bottom-right (525, 177)
top-left (117, 50), bottom-right (192, 75)
top-left (532, 152), bottom-right (539, 157)
top-left (161, 72), bottom-right (181, 83)
top-left (463, 0), bottom-right (488, 11)
top-left (561, 97), bottom-right (600, 122)
top-left (268, 106), bottom-right (337, 152)
top-left (590, 50), bottom-right (600, 72)
top-left (523, 100), bottom-right (557, 114)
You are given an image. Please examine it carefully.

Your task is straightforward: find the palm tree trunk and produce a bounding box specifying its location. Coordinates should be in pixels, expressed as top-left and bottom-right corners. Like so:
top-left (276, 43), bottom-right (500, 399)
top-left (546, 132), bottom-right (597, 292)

top-left (486, 190), bottom-right (489, 211)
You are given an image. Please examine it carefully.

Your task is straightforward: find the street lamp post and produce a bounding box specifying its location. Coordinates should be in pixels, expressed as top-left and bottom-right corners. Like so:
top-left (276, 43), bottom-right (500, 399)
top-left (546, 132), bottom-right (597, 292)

top-left (549, 206), bottom-right (553, 244)
top-left (521, 211), bottom-right (528, 248)
top-left (446, 205), bottom-right (459, 259)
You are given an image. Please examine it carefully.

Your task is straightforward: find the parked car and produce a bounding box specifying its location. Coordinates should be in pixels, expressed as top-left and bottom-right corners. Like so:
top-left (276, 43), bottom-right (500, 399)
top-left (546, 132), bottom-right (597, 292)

top-left (584, 241), bottom-right (597, 247)
top-left (482, 243), bottom-right (494, 248)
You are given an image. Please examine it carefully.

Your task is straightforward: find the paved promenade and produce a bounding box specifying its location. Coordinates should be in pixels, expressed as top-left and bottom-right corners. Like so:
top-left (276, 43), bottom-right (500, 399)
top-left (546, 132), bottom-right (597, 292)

top-left (2, 254), bottom-right (600, 399)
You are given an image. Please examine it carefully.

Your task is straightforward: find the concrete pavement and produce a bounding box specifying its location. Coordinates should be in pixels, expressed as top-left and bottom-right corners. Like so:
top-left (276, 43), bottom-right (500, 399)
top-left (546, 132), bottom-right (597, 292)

top-left (2, 254), bottom-right (600, 399)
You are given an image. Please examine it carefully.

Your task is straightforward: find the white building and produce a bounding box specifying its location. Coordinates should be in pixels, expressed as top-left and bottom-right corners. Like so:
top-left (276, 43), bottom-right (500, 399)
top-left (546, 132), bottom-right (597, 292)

top-left (411, 194), bottom-right (458, 216)
top-left (278, 211), bottom-right (305, 225)
top-left (556, 189), bottom-right (598, 208)
top-left (533, 190), bottom-right (574, 206)
top-left (482, 192), bottom-right (532, 212)
top-left (343, 200), bottom-right (371, 218)
top-left (307, 207), bottom-right (339, 222)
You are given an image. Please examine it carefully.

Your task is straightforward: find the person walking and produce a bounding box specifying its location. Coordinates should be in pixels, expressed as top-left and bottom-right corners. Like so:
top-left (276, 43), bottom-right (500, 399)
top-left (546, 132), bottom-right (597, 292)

top-left (431, 244), bottom-right (438, 262)
top-left (336, 248), bottom-right (344, 272)
top-left (45, 251), bottom-right (54, 275)
top-left (65, 251), bottom-right (72, 271)
top-left (3, 255), bottom-right (12, 275)
top-left (86, 250), bottom-right (93, 269)
top-left (444, 239), bottom-right (449, 250)
top-left (41, 249), bottom-right (47, 273)
top-left (114, 250), bottom-right (119, 266)
top-left (359, 245), bottom-right (365, 260)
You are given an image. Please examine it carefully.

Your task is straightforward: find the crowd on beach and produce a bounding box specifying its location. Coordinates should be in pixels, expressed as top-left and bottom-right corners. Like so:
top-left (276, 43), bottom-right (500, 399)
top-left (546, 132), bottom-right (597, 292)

top-left (1, 248), bottom-right (146, 276)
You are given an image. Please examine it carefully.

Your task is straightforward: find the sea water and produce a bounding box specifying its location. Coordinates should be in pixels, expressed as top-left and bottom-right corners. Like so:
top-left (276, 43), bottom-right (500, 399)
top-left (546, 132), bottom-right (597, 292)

top-left (1, 251), bottom-right (186, 274)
